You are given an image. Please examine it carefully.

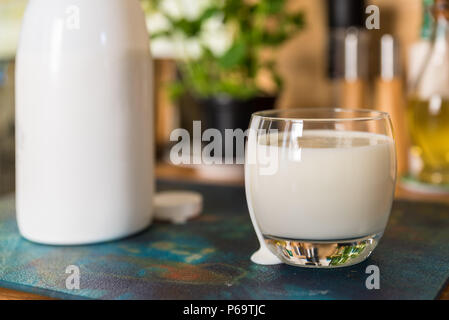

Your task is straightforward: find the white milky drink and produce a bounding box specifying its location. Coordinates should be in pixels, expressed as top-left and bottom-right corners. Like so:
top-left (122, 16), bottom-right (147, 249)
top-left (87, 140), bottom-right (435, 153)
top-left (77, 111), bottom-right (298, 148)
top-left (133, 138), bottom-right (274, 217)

top-left (246, 130), bottom-right (396, 241)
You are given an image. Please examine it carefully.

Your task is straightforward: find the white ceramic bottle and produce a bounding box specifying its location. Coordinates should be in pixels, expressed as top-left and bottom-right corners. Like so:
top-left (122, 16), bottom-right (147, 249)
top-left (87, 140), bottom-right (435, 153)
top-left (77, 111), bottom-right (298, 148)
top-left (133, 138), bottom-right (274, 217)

top-left (15, 0), bottom-right (154, 245)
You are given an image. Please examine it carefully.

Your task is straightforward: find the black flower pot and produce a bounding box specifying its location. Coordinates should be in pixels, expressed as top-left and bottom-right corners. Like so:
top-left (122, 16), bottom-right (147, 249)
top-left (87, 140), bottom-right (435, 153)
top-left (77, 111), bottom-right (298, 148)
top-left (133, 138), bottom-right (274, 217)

top-left (196, 96), bottom-right (277, 161)
top-left (197, 96), bottom-right (277, 133)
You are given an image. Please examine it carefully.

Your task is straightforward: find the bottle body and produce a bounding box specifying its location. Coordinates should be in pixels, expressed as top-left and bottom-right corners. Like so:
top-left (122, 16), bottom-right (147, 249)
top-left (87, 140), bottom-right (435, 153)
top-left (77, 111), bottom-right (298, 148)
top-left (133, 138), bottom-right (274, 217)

top-left (16, 0), bottom-right (154, 244)
top-left (407, 4), bottom-right (449, 185)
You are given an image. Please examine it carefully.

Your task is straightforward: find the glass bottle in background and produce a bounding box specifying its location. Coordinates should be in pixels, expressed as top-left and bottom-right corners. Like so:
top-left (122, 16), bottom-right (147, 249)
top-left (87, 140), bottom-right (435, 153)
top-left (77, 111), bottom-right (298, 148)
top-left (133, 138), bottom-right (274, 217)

top-left (326, 0), bottom-right (369, 108)
top-left (376, 35), bottom-right (409, 178)
top-left (408, 0), bottom-right (449, 186)
top-left (341, 28), bottom-right (369, 109)
top-left (408, 0), bottom-right (435, 89)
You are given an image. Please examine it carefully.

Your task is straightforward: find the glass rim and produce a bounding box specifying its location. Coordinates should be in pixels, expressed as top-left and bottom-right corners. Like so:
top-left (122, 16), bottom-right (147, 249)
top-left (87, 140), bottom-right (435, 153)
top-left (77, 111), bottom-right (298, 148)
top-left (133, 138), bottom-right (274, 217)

top-left (252, 108), bottom-right (390, 122)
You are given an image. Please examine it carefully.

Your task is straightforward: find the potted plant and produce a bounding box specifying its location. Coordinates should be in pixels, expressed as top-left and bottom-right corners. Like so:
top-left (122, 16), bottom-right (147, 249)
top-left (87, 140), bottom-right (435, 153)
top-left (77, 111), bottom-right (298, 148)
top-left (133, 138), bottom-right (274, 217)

top-left (142, 0), bottom-right (304, 153)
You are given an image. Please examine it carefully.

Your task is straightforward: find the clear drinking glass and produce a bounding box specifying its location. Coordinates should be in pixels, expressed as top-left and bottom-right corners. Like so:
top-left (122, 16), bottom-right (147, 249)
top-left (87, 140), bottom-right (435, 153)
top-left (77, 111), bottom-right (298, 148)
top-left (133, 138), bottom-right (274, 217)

top-left (245, 108), bottom-right (396, 268)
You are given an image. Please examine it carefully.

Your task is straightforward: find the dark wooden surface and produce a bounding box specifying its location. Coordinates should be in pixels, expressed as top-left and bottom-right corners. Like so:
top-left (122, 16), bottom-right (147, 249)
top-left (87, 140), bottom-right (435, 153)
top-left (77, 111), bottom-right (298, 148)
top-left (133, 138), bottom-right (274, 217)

top-left (1, 164), bottom-right (448, 300)
top-left (0, 288), bottom-right (53, 300)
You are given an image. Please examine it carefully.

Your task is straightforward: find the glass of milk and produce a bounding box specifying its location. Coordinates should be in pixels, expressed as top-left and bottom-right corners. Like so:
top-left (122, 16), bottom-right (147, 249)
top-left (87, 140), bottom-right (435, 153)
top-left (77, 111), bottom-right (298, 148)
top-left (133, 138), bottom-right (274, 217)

top-left (245, 108), bottom-right (396, 268)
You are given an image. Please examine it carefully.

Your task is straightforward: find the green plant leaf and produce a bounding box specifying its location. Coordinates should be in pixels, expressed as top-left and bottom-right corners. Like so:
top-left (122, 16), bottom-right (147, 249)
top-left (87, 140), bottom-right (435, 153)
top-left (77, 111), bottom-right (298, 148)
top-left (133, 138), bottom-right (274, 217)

top-left (260, 0), bottom-right (286, 14)
top-left (199, 7), bottom-right (221, 22)
top-left (218, 41), bottom-right (246, 69)
top-left (150, 30), bottom-right (172, 39)
top-left (167, 82), bottom-right (186, 101)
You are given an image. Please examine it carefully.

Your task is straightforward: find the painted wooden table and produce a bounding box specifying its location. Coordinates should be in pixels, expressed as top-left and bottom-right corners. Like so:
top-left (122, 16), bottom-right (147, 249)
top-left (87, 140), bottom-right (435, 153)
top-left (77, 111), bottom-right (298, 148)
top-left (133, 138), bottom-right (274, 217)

top-left (0, 169), bottom-right (449, 300)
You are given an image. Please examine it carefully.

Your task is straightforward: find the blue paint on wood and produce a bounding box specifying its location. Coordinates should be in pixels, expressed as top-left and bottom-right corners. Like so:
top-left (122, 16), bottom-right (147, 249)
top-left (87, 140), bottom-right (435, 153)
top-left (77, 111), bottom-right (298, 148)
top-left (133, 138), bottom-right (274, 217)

top-left (0, 180), bottom-right (448, 300)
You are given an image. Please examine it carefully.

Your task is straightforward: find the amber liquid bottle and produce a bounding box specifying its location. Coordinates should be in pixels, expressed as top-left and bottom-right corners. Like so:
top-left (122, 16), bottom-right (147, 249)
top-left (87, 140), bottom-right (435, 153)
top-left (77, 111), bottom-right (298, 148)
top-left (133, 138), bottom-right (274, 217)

top-left (408, 0), bottom-right (449, 185)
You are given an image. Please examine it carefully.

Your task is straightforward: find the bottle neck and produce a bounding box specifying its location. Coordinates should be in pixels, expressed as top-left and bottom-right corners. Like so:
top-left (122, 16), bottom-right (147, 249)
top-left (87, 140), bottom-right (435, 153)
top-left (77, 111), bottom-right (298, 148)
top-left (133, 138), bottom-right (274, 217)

top-left (413, 3), bottom-right (449, 99)
top-left (421, 0), bottom-right (435, 39)
top-left (431, 2), bottom-right (449, 50)
top-left (433, 0), bottom-right (449, 20)
top-left (435, 16), bottom-right (449, 35)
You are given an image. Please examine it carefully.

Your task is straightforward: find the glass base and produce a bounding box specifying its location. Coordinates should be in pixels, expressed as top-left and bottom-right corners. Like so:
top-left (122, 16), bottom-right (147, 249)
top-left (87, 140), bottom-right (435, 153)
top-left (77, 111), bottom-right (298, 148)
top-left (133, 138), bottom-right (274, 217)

top-left (264, 233), bottom-right (382, 268)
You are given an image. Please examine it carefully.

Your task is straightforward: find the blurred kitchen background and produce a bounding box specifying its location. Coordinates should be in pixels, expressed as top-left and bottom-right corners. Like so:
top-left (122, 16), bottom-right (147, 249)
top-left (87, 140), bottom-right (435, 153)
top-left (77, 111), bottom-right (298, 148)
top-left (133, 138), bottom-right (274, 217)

top-left (1, 0), bottom-right (447, 193)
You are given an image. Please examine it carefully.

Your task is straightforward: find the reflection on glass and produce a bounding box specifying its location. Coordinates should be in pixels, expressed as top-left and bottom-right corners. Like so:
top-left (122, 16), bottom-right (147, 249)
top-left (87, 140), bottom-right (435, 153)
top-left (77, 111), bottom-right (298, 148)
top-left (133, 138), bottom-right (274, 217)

top-left (245, 108), bottom-right (396, 268)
